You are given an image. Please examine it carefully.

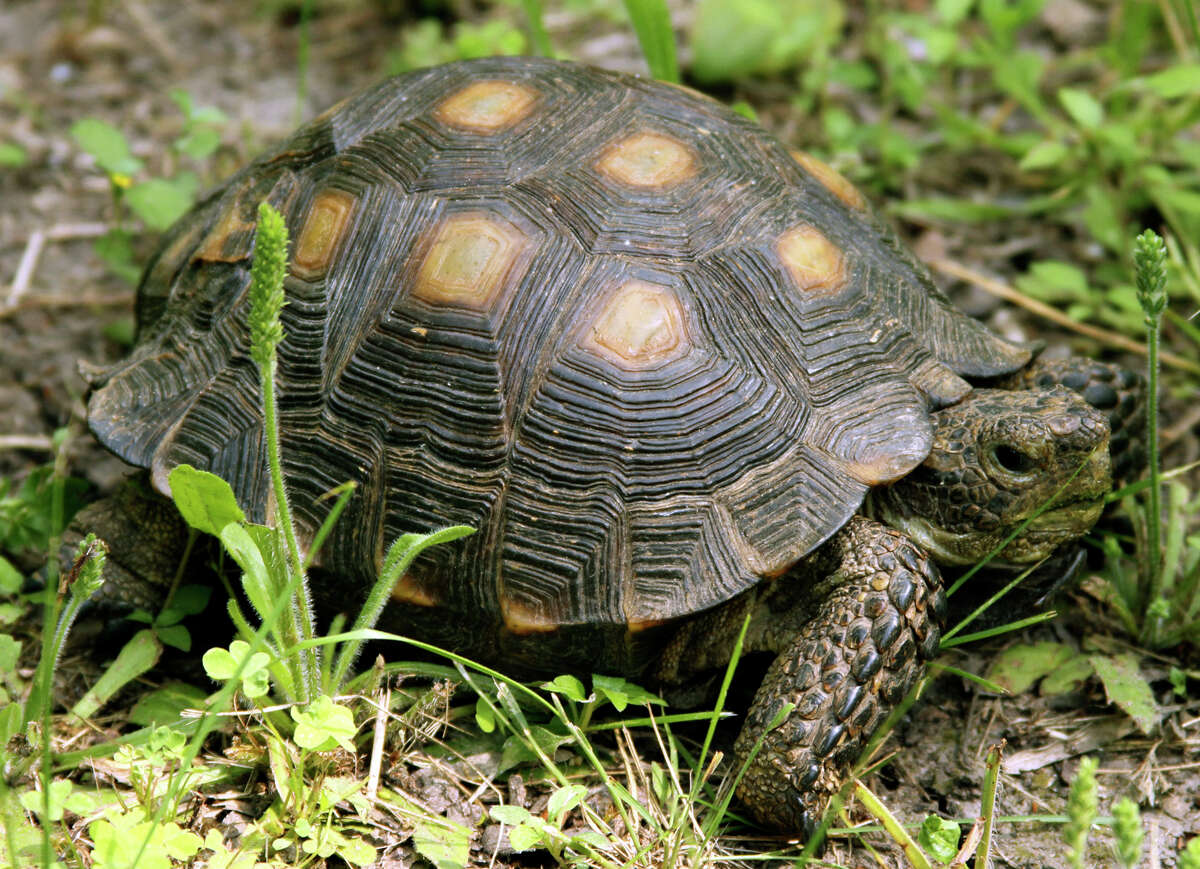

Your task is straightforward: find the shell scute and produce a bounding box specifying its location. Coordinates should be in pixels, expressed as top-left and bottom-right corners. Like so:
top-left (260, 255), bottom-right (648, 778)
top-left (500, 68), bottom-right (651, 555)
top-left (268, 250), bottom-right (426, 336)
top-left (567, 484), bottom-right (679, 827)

top-left (88, 57), bottom-right (1030, 666)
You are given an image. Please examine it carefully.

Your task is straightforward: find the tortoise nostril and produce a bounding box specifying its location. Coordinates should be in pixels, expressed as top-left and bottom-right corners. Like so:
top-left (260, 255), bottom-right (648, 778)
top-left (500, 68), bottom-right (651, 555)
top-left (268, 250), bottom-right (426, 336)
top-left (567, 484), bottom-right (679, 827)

top-left (992, 444), bottom-right (1037, 475)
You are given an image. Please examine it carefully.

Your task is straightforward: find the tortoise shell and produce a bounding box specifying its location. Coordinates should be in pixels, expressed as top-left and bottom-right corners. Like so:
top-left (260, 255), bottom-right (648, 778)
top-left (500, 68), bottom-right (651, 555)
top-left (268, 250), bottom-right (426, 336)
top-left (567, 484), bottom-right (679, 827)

top-left (88, 57), bottom-right (1029, 670)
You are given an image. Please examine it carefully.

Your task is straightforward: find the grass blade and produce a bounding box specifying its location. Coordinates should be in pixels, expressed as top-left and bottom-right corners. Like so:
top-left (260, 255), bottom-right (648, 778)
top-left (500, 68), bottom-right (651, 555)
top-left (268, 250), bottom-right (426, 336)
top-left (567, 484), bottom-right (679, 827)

top-left (622, 0), bottom-right (679, 82)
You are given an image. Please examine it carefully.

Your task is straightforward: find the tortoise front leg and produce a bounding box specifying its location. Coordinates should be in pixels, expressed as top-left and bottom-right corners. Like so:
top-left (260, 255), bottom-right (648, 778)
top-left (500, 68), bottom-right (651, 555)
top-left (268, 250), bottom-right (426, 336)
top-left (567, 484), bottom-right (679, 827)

top-left (733, 516), bottom-right (945, 834)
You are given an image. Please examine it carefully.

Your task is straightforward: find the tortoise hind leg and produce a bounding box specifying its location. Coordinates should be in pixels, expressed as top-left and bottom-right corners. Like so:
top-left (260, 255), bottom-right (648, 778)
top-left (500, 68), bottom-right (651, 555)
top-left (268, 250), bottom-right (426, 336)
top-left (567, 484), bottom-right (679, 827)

top-left (732, 516), bottom-right (945, 834)
top-left (58, 475), bottom-right (191, 614)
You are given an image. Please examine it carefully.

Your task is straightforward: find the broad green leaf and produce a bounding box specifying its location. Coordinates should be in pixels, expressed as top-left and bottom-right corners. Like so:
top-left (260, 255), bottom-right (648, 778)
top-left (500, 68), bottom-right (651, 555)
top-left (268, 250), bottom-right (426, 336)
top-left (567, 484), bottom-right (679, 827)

top-left (984, 641), bottom-right (1076, 694)
top-left (1058, 87), bottom-right (1104, 130)
top-left (1143, 64), bottom-right (1200, 99)
top-left (547, 783), bottom-right (587, 820)
top-left (1040, 654), bottom-right (1094, 695)
top-left (1016, 260), bottom-right (1090, 303)
top-left (337, 836), bottom-right (377, 866)
top-left (489, 804), bottom-right (533, 825)
top-left (593, 673), bottom-right (665, 711)
top-left (411, 814), bottom-right (472, 868)
top-left (0, 555), bottom-right (21, 593)
top-left (93, 227), bottom-right (141, 284)
top-left (506, 822), bottom-right (543, 852)
top-left (1088, 653), bottom-right (1159, 734)
top-left (936, 0), bottom-right (975, 23)
top-left (169, 464), bottom-right (245, 535)
top-left (690, 0), bottom-right (841, 84)
top-left (1019, 140), bottom-right (1070, 171)
top-left (165, 584), bottom-right (211, 618)
top-left (993, 50), bottom-right (1044, 113)
top-left (168, 88), bottom-right (194, 117)
top-left (0, 142), bottom-right (26, 168)
top-left (498, 725), bottom-right (571, 772)
top-left (155, 624), bottom-right (191, 651)
top-left (918, 814), bottom-right (961, 863)
top-left (541, 674), bottom-right (588, 703)
top-left (475, 696), bottom-right (496, 732)
top-left (0, 633), bottom-right (20, 671)
top-left (291, 696), bottom-right (358, 752)
top-left (129, 681), bottom-right (207, 726)
top-left (126, 177), bottom-right (195, 230)
top-left (19, 779), bottom-right (74, 822)
top-left (71, 629), bottom-right (162, 719)
top-left (70, 118), bottom-right (142, 176)
top-left (218, 523), bottom-right (272, 618)
top-left (175, 128), bottom-right (220, 159)
top-left (1082, 184), bottom-right (1125, 253)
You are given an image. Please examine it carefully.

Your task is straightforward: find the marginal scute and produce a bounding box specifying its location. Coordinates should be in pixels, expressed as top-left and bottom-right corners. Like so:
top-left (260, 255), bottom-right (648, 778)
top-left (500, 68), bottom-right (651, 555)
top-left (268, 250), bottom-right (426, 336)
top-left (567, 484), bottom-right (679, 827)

top-left (501, 597), bottom-right (559, 635)
top-left (909, 358), bottom-right (972, 408)
top-left (595, 131), bottom-right (697, 189)
top-left (776, 224), bottom-right (847, 296)
top-left (433, 80), bottom-right (538, 132)
top-left (391, 574), bottom-right (439, 607)
top-left (581, 280), bottom-right (690, 367)
top-left (840, 450), bottom-right (923, 486)
top-left (790, 150), bottom-right (866, 211)
top-left (196, 203), bottom-right (255, 263)
top-left (627, 617), bottom-right (668, 633)
top-left (412, 212), bottom-right (530, 310)
top-left (292, 189), bottom-right (356, 278)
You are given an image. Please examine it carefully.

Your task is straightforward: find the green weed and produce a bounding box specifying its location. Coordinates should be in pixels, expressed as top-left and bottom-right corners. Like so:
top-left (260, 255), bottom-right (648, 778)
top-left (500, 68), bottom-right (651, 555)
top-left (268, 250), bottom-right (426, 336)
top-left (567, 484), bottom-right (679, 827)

top-left (70, 90), bottom-right (227, 283)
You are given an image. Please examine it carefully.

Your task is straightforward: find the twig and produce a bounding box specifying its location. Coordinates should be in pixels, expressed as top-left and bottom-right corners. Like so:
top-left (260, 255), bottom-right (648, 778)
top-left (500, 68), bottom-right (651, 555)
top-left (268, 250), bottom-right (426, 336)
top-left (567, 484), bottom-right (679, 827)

top-left (0, 434), bottom-right (56, 452)
top-left (1163, 403), bottom-right (1200, 445)
top-left (118, 0), bottom-right (179, 73)
top-left (6, 229), bottom-right (45, 309)
top-left (366, 675), bottom-right (389, 803)
top-left (0, 292), bottom-right (133, 320)
top-left (4, 222), bottom-right (115, 312)
top-left (3, 223), bottom-right (111, 248)
top-left (931, 258), bottom-right (1200, 375)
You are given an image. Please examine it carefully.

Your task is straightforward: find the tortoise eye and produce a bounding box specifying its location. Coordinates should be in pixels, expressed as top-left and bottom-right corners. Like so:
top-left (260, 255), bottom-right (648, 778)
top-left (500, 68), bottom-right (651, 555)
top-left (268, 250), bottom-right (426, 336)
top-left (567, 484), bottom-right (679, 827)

top-left (990, 444), bottom-right (1037, 475)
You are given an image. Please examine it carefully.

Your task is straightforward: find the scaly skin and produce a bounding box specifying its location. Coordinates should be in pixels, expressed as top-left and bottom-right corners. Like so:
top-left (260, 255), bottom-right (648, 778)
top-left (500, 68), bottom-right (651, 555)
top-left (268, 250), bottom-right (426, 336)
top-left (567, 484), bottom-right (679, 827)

top-left (663, 383), bottom-right (1111, 833)
top-left (60, 477), bottom-right (190, 613)
top-left (869, 387), bottom-right (1111, 566)
top-left (995, 357), bottom-right (1145, 484)
top-left (732, 517), bottom-right (944, 834)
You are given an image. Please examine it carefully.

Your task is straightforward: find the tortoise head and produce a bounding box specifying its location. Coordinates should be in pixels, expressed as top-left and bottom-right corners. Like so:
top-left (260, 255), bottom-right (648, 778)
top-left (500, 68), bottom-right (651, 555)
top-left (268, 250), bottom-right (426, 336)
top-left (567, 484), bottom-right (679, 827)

top-left (870, 387), bottom-right (1111, 565)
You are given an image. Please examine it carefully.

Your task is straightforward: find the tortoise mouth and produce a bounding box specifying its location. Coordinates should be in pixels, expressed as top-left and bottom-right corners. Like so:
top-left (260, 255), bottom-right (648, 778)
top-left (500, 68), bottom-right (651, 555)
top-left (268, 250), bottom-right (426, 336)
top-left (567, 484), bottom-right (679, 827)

top-left (1026, 493), bottom-right (1106, 533)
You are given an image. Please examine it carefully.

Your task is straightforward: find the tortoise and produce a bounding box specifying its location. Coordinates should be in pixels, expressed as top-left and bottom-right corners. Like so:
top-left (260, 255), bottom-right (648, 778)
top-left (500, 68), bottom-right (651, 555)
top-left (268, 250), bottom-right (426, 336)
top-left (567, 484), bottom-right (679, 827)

top-left (77, 56), bottom-right (1141, 834)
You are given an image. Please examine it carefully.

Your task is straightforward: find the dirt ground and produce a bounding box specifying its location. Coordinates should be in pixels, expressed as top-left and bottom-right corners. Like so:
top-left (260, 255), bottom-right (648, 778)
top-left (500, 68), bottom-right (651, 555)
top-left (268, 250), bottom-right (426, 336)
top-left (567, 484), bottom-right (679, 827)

top-left (2, 1), bottom-right (1198, 867)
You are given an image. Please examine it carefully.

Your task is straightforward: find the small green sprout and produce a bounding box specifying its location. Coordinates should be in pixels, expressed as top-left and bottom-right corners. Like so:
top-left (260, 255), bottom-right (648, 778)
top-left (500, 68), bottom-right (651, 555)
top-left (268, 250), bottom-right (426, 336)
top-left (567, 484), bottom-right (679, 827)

top-left (1133, 228), bottom-right (1167, 644)
top-left (1062, 755), bottom-right (1099, 868)
top-left (249, 200), bottom-right (289, 369)
top-left (1111, 796), bottom-right (1143, 868)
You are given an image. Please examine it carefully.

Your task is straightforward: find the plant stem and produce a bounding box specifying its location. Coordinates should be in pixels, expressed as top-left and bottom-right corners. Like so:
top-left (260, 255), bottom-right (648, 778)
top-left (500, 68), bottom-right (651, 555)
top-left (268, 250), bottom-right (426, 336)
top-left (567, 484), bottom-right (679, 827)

top-left (260, 356), bottom-right (318, 700)
top-left (1133, 229), bottom-right (1167, 645)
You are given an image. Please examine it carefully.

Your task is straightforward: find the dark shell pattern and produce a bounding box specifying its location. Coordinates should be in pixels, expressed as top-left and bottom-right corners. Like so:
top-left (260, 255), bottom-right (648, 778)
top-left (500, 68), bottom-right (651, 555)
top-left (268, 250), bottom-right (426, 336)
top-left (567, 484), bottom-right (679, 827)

top-left (88, 57), bottom-right (1028, 669)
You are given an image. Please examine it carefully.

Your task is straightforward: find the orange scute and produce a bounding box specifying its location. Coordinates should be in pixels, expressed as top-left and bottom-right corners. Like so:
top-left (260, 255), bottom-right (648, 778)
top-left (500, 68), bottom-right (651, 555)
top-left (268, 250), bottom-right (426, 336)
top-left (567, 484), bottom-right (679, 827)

top-left (595, 132), bottom-right (697, 189)
top-left (434, 80), bottom-right (538, 132)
